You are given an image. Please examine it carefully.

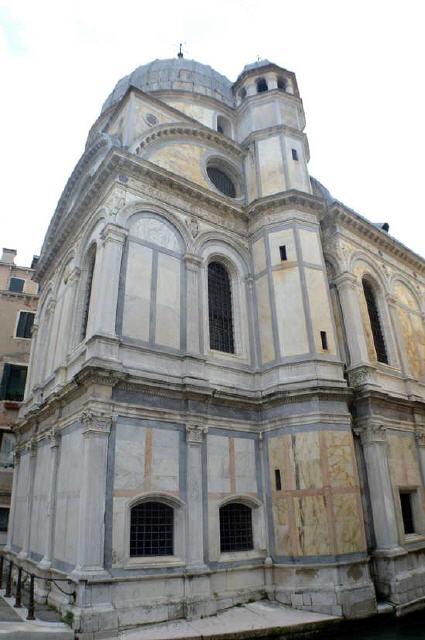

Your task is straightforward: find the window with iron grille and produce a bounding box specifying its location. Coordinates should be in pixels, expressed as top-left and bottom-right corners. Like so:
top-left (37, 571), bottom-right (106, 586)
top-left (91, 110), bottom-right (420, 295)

top-left (219, 503), bottom-right (253, 552)
top-left (81, 249), bottom-right (96, 341)
top-left (362, 278), bottom-right (388, 364)
top-left (0, 364), bottom-right (27, 402)
top-left (206, 167), bottom-right (236, 198)
top-left (0, 507), bottom-right (9, 532)
top-left (208, 262), bottom-right (234, 353)
top-left (130, 501), bottom-right (173, 556)
top-left (16, 311), bottom-right (35, 338)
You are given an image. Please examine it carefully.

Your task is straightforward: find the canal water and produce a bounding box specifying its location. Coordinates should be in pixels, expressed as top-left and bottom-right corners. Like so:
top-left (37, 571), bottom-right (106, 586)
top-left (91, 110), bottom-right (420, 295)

top-left (314, 613), bottom-right (424, 639)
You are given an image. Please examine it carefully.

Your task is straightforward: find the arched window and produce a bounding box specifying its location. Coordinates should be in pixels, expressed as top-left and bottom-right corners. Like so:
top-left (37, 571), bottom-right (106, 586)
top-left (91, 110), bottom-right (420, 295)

top-left (362, 278), bottom-right (388, 364)
top-left (277, 76), bottom-right (287, 91)
top-left (130, 501), bottom-right (173, 556)
top-left (216, 115), bottom-right (232, 138)
top-left (80, 247), bottom-right (96, 341)
top-left (208, 262), bottom-right (234, 353)
top-left (256, 78), bottom-right (268, 93)
top-left (219, 503), bottom-right (253, 552)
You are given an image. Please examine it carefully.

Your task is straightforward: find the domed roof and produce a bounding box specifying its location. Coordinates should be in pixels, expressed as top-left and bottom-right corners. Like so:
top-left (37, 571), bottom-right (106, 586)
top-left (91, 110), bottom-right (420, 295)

top-left (101, 58), bottom-right (234, 114)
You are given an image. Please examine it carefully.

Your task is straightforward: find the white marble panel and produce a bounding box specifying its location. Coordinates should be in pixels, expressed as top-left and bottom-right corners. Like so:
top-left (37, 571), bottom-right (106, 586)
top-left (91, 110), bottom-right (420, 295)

top-left (151, 428), bottom-right (179, 492)
top-left (258, 136), bottom-right (286, 196)
top-left (299, 229), bottom-right (322, 266)
top-left (114, 424), bottom-right (145, 491)
top-left (130, 218), bottom-right (181, 253)
top-left (29, 445), bottom-right (49, 555)
top-left (252, 238), bottom-right (267, 274)
top-left (305, 268), bottom-right (336, 354)
top-left (122, 243), bottom-right (152, 341)
top-left (207, 435), bottom-right (230, 493)
top-left (273, 267), bottom-right (309, 356)
top-left (235, 438), bottom-right (257, 493)
top-left (155, 253), bottom-right (181, 349)
top-left (268, 228), bottom-right (296, 266)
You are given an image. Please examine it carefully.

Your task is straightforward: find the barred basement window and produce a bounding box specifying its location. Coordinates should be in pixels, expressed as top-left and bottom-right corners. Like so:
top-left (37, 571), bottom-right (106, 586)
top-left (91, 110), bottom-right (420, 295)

top-left (130, 501), bottom-right (174, 556)
top-left (207, 166), bottom-right (236, 198)
top-left (220, 503), bottom-right (253, 552)
top-left (80, 248), bottom-right (96, 341)
top-left (362, 278), bottom-right (388, 364)
top-left (208, 262), bottom-right (234, 353)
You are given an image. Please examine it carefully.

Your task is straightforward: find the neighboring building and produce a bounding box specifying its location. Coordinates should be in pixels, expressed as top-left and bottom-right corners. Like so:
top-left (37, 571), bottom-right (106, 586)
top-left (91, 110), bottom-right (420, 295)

top-left (0, 248), bottom-right (38, 545)
top-left (6, 57), bottom-right (425, 637)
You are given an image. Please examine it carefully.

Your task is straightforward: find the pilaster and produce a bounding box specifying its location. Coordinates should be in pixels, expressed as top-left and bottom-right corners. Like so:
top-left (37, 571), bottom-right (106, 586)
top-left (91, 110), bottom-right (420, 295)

top-left (184, 254), bottom-right (202, 355)
top-left (185, 423), bottom-right (208, 571)
top-left (72, 410), bottom-right (112, 578)
top-left (4, 449), bottom-right (21, 552)
top-left (38, 429), bottom-right (61, 570)
top-left (335, 272), bottom-right (369, 366)
top-left (18, 439), bottom-right (37, 560)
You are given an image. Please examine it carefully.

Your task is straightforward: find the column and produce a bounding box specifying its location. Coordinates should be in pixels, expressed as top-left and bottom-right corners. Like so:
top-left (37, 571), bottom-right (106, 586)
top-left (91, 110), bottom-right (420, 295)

top-left (386, 294), bottom-right (406, 373)
top-left (73, 410), bottom-right (112, 577)
top-left (186, 424), bottom-right (207, 570)
top-left (357, 424), bottom-right (403, 553)
top-left (415, 427), bottom-right (425, 487)
top-left (4, 449), bottom-right (21, 552)
top-left (24, 323), bottom-right (38, 399)
top-left (18, 440), bottom-right (37, 559)
top-left (38, 430), bottom-right (61, 570)
top-left (334, 273), bottom-right (369, 366)
top-left (91, 224), bottom-right (127, 338)
top-left (59, 266), bottom-right (81, 360)
top-left (184, 255), bottom-right (202, 355)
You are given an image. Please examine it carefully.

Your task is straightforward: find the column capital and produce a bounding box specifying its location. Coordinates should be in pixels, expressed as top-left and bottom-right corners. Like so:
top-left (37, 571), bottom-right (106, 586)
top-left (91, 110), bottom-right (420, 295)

top-left (81, 409), bottom-right (113, 437)
top-left (26, 438), bottom-right (38, 457)
top-left (47, 428), bottom-right (61, 448)
top-left (333, 272), bottom-right (358, 289)
top-left (354, 423), bottom-right (387, 445)
top-left (100, 223), bottom-right (128, 245)
top-left (186, 424), bottom-right (208, 444)
top-left (415, 428), bottom-right (425, 448)
top-left (183, 253), bottom-right (203, 270)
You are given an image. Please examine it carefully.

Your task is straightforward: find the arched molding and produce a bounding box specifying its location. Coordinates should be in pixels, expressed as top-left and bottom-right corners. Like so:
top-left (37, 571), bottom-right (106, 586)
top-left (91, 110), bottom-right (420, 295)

top-left (323, 253), bottom-right (339, 281)
top-left (125, 211), bottom-right (186, 255)
top-left (218, 494), bottom-right (262, 509)
top-left (128, 492), bottom-right (185, 510)
top-left (117, 202), bottom-right (191, 250)
top-left (350, 252), bottom-right (389, 293)
top-left (76, 216), bottom-right (106, 267)
top-left (130, 122), bottom-right (243, 160)
top-left (390, 275), bottom-right (422, 313)
top-left (196, 234), bottom-right (250, 274)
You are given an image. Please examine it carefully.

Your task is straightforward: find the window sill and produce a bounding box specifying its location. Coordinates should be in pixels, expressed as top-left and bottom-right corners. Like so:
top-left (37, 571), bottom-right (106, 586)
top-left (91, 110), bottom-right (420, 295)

top-left (125, 556), bottom-right (185, 569)
top-left (219, 550), bottom-right (266, 563)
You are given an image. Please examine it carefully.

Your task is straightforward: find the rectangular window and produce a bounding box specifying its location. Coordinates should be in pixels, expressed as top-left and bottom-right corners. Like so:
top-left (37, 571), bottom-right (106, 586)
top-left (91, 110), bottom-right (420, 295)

top-left (8, 278), bottom-right (25, 293)
top-left (291, 148), bottom-right (299, 161)
top-left (320, 331), bottom-right (328, 350)
top-left (0, 507), bottom-right (9, 532)
top-left (400, 491), bottom-right (415, 534)
top-left (0, 364), bottom-right (28, 402)
top-left (275, 469), bottom-right (282, 491)
top-left (16, 311), bottom-right (35, 338)
top-left (279, 245), bottom-right (287, 261)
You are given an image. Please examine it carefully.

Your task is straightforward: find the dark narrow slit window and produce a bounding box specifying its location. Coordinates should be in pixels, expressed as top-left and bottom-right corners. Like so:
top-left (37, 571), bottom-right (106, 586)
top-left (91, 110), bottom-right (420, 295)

top-left (400, 492), bottom-right (415, 534)
top-left (291, 148), bottom-right (299, 161)
top-left (220, 503), bottom-right (253, 552)
top-left (130, 501), bottom-right (174, 556)
top-left (320, 331), bottom-right (328, 350)
top-left (81, 249), bottom-right (96, 341)
top-left (362, 278), bottom-right (388, 364)
top-left (279, 245), bottom-right (287, 261)
top-left (275, 469), bottom-right (282, 491)
top-left (208, 262), bottom-right (234, 353)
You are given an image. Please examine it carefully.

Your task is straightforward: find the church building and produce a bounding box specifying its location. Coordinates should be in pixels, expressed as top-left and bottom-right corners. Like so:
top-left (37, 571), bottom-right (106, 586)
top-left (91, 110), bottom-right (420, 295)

top-left (6, 56), bottom-right (425, 637)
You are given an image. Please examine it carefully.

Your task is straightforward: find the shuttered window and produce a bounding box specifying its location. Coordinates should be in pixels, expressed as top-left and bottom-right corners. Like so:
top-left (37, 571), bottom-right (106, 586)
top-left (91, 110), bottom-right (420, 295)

top-left (0, 364), bottom-right (27, 401)
top-left (16, 311), bottom-right (35, 338)
top-left (208, 262), bottom-right (234, 353)
top-left (8, 278), bottom-right (24, 293)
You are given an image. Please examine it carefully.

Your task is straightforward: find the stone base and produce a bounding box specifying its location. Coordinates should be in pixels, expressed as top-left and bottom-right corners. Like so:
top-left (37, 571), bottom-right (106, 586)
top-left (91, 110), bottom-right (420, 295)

top-left (373, 546), bottom-right (425, 605)
top-left (273, 560), bottom-right (377, 618)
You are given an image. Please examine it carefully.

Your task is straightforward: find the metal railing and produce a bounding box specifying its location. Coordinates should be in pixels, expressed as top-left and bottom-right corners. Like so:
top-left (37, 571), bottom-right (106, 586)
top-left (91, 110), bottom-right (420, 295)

top-left (0, 553), bottom-right (76, 621)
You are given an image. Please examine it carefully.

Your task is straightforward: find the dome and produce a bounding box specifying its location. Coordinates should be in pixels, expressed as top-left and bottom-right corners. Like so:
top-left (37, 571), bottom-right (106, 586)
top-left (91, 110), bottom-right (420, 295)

top-left (101, 58), bottom-right (234, 114)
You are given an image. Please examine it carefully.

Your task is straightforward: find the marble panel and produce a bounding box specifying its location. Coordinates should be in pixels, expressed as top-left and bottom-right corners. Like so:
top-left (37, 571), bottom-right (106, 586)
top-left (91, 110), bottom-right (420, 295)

top-left (272, 497), bottom-right (291, 555)
top-left (234, 437), bottom-right (257, 493)
top-left (388, 434), bottom-right (421, 487)
top-left (257, 136), bottom-right (286, 196)
top-left (294, 495), bottom-right (331, 556)
top-left (155, 252), bottom-right (181, 349)
top-left (148, 144), bottom-right (209, 189)
top-left (299, 229), bottom-right (322, 266)
top-left (30, 445), bottom-right (49, 555)
top-left (207, 435), bottom-right (230, 494)
top-left (305, 267), bottom-right (336, 354)
top-left (326, 431), bottom-right (356, 488)
top-left (151, 428), bottom-right (179, 492)
top-left (114, 424), bottom-right (145, 491)
top-left (333, 493), bottom-right (364, 553)
top-left (122, 243), bottom-right (152, 341)
top-left (273, 267), bottom-right (309, 356)
top-left (268, 228), bottom-right (296, 267)
top-left (255, 274), bottom-right (275, 363)
top-left (252, 238), bottom-right (266, 274)
top-left (293, 432), bottom-right (323, 490)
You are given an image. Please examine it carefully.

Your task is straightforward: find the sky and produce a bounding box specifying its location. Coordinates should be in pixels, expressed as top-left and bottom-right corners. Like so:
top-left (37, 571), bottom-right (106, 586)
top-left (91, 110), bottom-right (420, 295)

top-left (1, 0), bottom-right (425, 266)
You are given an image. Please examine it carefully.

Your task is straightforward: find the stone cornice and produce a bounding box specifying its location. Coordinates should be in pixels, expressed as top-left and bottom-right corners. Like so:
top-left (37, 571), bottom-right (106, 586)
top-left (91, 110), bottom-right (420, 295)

top-left (133, 123), bottom-right (243, 159)
top-left (329, 202), bottom-right (425, 275)
top-left (247, 190), bottom-right (325, 219)
top-left (0, 290), bottom-right (39, 302)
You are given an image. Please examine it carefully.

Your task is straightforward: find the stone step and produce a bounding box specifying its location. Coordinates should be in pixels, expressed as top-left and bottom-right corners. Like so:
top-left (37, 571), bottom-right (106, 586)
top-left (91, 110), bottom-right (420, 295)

top-left (0, 592), bottom-right (74, 639)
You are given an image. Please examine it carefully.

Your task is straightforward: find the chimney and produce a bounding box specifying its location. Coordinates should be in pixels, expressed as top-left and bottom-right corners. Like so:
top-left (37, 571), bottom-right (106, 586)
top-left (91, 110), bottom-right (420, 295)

top-left (1, 248), bottom-right (17, 264)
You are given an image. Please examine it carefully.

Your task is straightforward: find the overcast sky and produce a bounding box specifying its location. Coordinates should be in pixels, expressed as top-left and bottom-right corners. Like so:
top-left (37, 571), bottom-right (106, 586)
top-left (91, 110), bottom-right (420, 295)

top-left (1, 0), bottom-right (424, 267)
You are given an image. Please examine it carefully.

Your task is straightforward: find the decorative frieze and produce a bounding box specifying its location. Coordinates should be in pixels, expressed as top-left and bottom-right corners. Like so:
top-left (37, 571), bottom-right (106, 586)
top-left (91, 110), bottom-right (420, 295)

top-left (186, 424), bottom-right (208, 444)
top-left (81, 409), bottom-right (113, 437)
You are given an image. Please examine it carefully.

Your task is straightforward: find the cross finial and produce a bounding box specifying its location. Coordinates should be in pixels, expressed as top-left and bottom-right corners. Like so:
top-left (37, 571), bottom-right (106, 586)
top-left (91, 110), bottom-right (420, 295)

top-left (178, 43), bottom-right (184, 59)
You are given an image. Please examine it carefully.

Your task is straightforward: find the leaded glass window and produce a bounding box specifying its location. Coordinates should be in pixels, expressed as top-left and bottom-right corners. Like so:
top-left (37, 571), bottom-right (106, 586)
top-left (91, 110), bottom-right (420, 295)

top-left (362, 278), bottom-right (388, 364)
top-left (208, 262), bottom-right (234, 353)
top-left (206, 167), bottom-right (236, 198)
top-left (220, 503), bottom-right (253, 552)
top-left (81, 249), bottom-right (96, 341)
top-left (130, 502), bottom-right (173, 556)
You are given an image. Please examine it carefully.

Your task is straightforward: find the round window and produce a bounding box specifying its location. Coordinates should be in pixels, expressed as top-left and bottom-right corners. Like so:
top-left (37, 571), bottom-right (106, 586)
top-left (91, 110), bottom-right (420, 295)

top-left (207, 166), bottom-right (236, 198)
